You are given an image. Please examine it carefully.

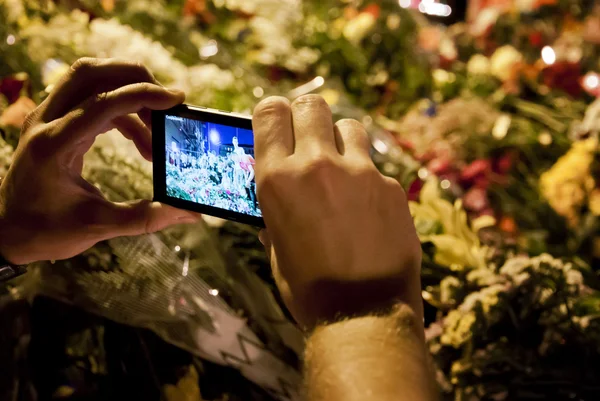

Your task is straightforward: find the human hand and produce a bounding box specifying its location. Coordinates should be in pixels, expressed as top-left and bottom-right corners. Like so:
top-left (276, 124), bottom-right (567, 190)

top-left (0, 58), bottom-right (199, 265)
top-left (0, 97), bottom-right (37, 128)
top-left (253, 95), bottom-right (423, 329)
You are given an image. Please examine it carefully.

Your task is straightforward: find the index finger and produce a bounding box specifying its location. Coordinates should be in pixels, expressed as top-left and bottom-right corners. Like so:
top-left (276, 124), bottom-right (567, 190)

top-left (252, 97), bottom-right (294, 164)
top-left (37, 58), bottom-right (159, 124)
top-left (52, 83), bottom-right (184, 155)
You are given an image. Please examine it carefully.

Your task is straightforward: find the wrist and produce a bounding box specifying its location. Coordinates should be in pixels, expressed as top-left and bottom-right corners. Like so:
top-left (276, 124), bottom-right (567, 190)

top-left (296, 275), bottom-right (423, 331)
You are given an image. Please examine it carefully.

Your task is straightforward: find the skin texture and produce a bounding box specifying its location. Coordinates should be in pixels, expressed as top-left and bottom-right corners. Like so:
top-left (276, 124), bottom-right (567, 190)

top-left (0, 58), bottom-right (200, 265)
top-left (253, 96), bottom-right (436, 400)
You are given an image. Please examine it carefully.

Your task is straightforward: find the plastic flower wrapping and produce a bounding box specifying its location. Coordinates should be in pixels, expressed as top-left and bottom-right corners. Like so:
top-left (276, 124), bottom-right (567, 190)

top-left (2, 0), bottom-right (600, 400)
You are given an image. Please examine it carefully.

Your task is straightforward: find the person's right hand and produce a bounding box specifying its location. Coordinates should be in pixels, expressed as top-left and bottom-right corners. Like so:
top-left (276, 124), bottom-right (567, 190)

top-left (0, 58), bottom-right (199, 265)
top-left (253, 95), bottom-right (423, 329)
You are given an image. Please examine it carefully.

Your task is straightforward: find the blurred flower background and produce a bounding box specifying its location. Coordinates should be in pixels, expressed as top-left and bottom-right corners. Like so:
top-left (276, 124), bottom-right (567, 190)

top-left (1, 0), bottom-right (600, 400)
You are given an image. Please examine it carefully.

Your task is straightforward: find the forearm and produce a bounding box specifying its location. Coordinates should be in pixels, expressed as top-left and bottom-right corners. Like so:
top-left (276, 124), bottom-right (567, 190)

top-left (304, 304), bottom-right (437, 401)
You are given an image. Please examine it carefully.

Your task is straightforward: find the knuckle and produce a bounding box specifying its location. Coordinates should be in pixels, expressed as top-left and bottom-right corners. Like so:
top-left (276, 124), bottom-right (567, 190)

top-left (70, 57), bottom-right (98, 76)
top-left (21, 109), bottom-right (39, 134)
top-left (291, 94), bottom-right (329, 110)
top-left (302, 153), bottom-right (337, 176)
top-left (122, 59), bottom-right (154, 81)
top-left (257, 165), bottom-right (288, 195)
top-left (254, 96), bottom-right (291, 120)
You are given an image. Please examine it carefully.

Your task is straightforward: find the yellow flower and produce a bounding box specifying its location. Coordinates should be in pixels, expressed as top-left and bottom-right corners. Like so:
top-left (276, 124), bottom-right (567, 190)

top-left (410, 178), bottom-right (494, 270)
top-left (490, 45), bottom-right (523, 81)
top-left (589, 189), bottom-right (600, 215)
top-left (540, 138), bottom-right (598, 226)
top-left (441, 310), bottom-right (476, 347)
top-left (467, 54), bottom-right (491, 76)
top-left (343, 12), bottom-right (376, 45)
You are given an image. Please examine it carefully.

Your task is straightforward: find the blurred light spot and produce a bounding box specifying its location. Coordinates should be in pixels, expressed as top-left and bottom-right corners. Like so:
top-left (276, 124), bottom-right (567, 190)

top-left (174, 245), bottom-right (181, 252)
top-left (399, 0), bottom-right (411, 8)
top-left (440, 179), bottom-right (451, 189)
top-left (253, 86), bottom-right (264, 98)
top-left (541, 46), bottom-right (556, 65)
top-left (492, 114), bottom-right (511, 139)
top-left (209, 289), bottom-right (219, 296)
top-left (6, 35), bottom-right (15, 45)
top-left (583, 73), bottom-right (600, 90)
top-left (418, 168), bottom-right (429, 180)
top-left (418, 0), bottom-right (452, 17)
top-left (372, 138), bottom-right (389, 154)
top-left (538, 132), bottom-right (553, 145)
top-left (200, 40), bottom-right (219, 59)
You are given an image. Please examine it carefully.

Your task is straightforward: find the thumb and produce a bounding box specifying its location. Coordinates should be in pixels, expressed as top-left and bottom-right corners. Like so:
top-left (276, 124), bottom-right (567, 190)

top-left (258, 229), bottom-right (271, 248)
top-left (99, 200), bottom-right (200, 239)
top-left (258, 229), bottom-right (273, 262)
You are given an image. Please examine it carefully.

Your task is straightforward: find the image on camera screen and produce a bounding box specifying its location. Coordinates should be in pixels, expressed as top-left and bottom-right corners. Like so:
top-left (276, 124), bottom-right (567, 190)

top-left (164, 114), bottom-right (261, 217)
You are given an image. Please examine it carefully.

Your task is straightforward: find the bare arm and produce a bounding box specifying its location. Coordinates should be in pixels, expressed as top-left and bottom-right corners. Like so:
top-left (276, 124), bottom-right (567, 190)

top-left (253, 96), bottom-right (434, 400)
top-left (305, 304), bottom-right (437, 401)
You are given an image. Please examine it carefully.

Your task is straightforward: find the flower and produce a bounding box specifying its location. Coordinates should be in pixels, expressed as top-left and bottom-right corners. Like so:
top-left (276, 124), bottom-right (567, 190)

top-left (542, 61), bottom-right (583, 98)
top-left (589, 189), bottom-right (600, 215)
top-left (441, 310), bottom-right (476, 347)
top-left (463, 187), bottom-right (490, 212)
top-left (343, 12), bottom-right (376, 45)
top-left (409, 178), bottom-right (494, 270)
top-left (467, 54), bottom-right (491, 76)
top-left (540, 138), bottom-right (597, 226)
top-left (490, 45), bottom-right (523, 81)
top-left (440, 276), bottom-right (461, 304)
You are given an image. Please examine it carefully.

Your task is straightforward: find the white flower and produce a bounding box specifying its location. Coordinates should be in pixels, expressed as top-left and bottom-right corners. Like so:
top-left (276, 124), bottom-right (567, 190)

top-left (187, 64), bottom-right (235, 92)
top-left (467, 54), bottom-right (491, 76)
top-left (490, 45), bottom-right (522, 81)
top-left (467, 268), bottom-right (505, 287)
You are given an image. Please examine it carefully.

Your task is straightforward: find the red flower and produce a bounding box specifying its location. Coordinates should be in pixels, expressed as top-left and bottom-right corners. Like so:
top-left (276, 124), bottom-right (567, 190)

top-left (461, 159), bottom-right (491, 183)
top-left (542, 61), bottom-right (583, 98)
top-left (529, 31), bottom-right (544, 48)
top-left (362, 3), bottom-right (381, 18)
top-left (495, 151), bottom-right (517, 174)
top-left (408, 179), bottom-right (423, 202)
top-left (0, 74), bottom-right (30, 104)
top-left (427, 158), bottom-right (452, 175)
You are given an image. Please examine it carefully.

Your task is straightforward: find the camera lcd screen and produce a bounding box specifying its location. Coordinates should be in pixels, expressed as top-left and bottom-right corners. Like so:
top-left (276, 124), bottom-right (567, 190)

top-left (153, 105), bottom-right (264, 227)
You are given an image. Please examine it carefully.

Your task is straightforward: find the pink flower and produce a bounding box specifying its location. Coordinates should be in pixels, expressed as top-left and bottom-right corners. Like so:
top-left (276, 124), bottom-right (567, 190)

top-left (461, 159), bottom-right (491, 183)
top-left (427, 158), bottom-right (452, 175)
top-left (463, 187), bottom-right (489, 212)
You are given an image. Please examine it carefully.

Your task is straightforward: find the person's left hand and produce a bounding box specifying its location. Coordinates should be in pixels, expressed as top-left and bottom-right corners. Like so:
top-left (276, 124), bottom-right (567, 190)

top-left (0, 58), bottom-right (200, 265)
